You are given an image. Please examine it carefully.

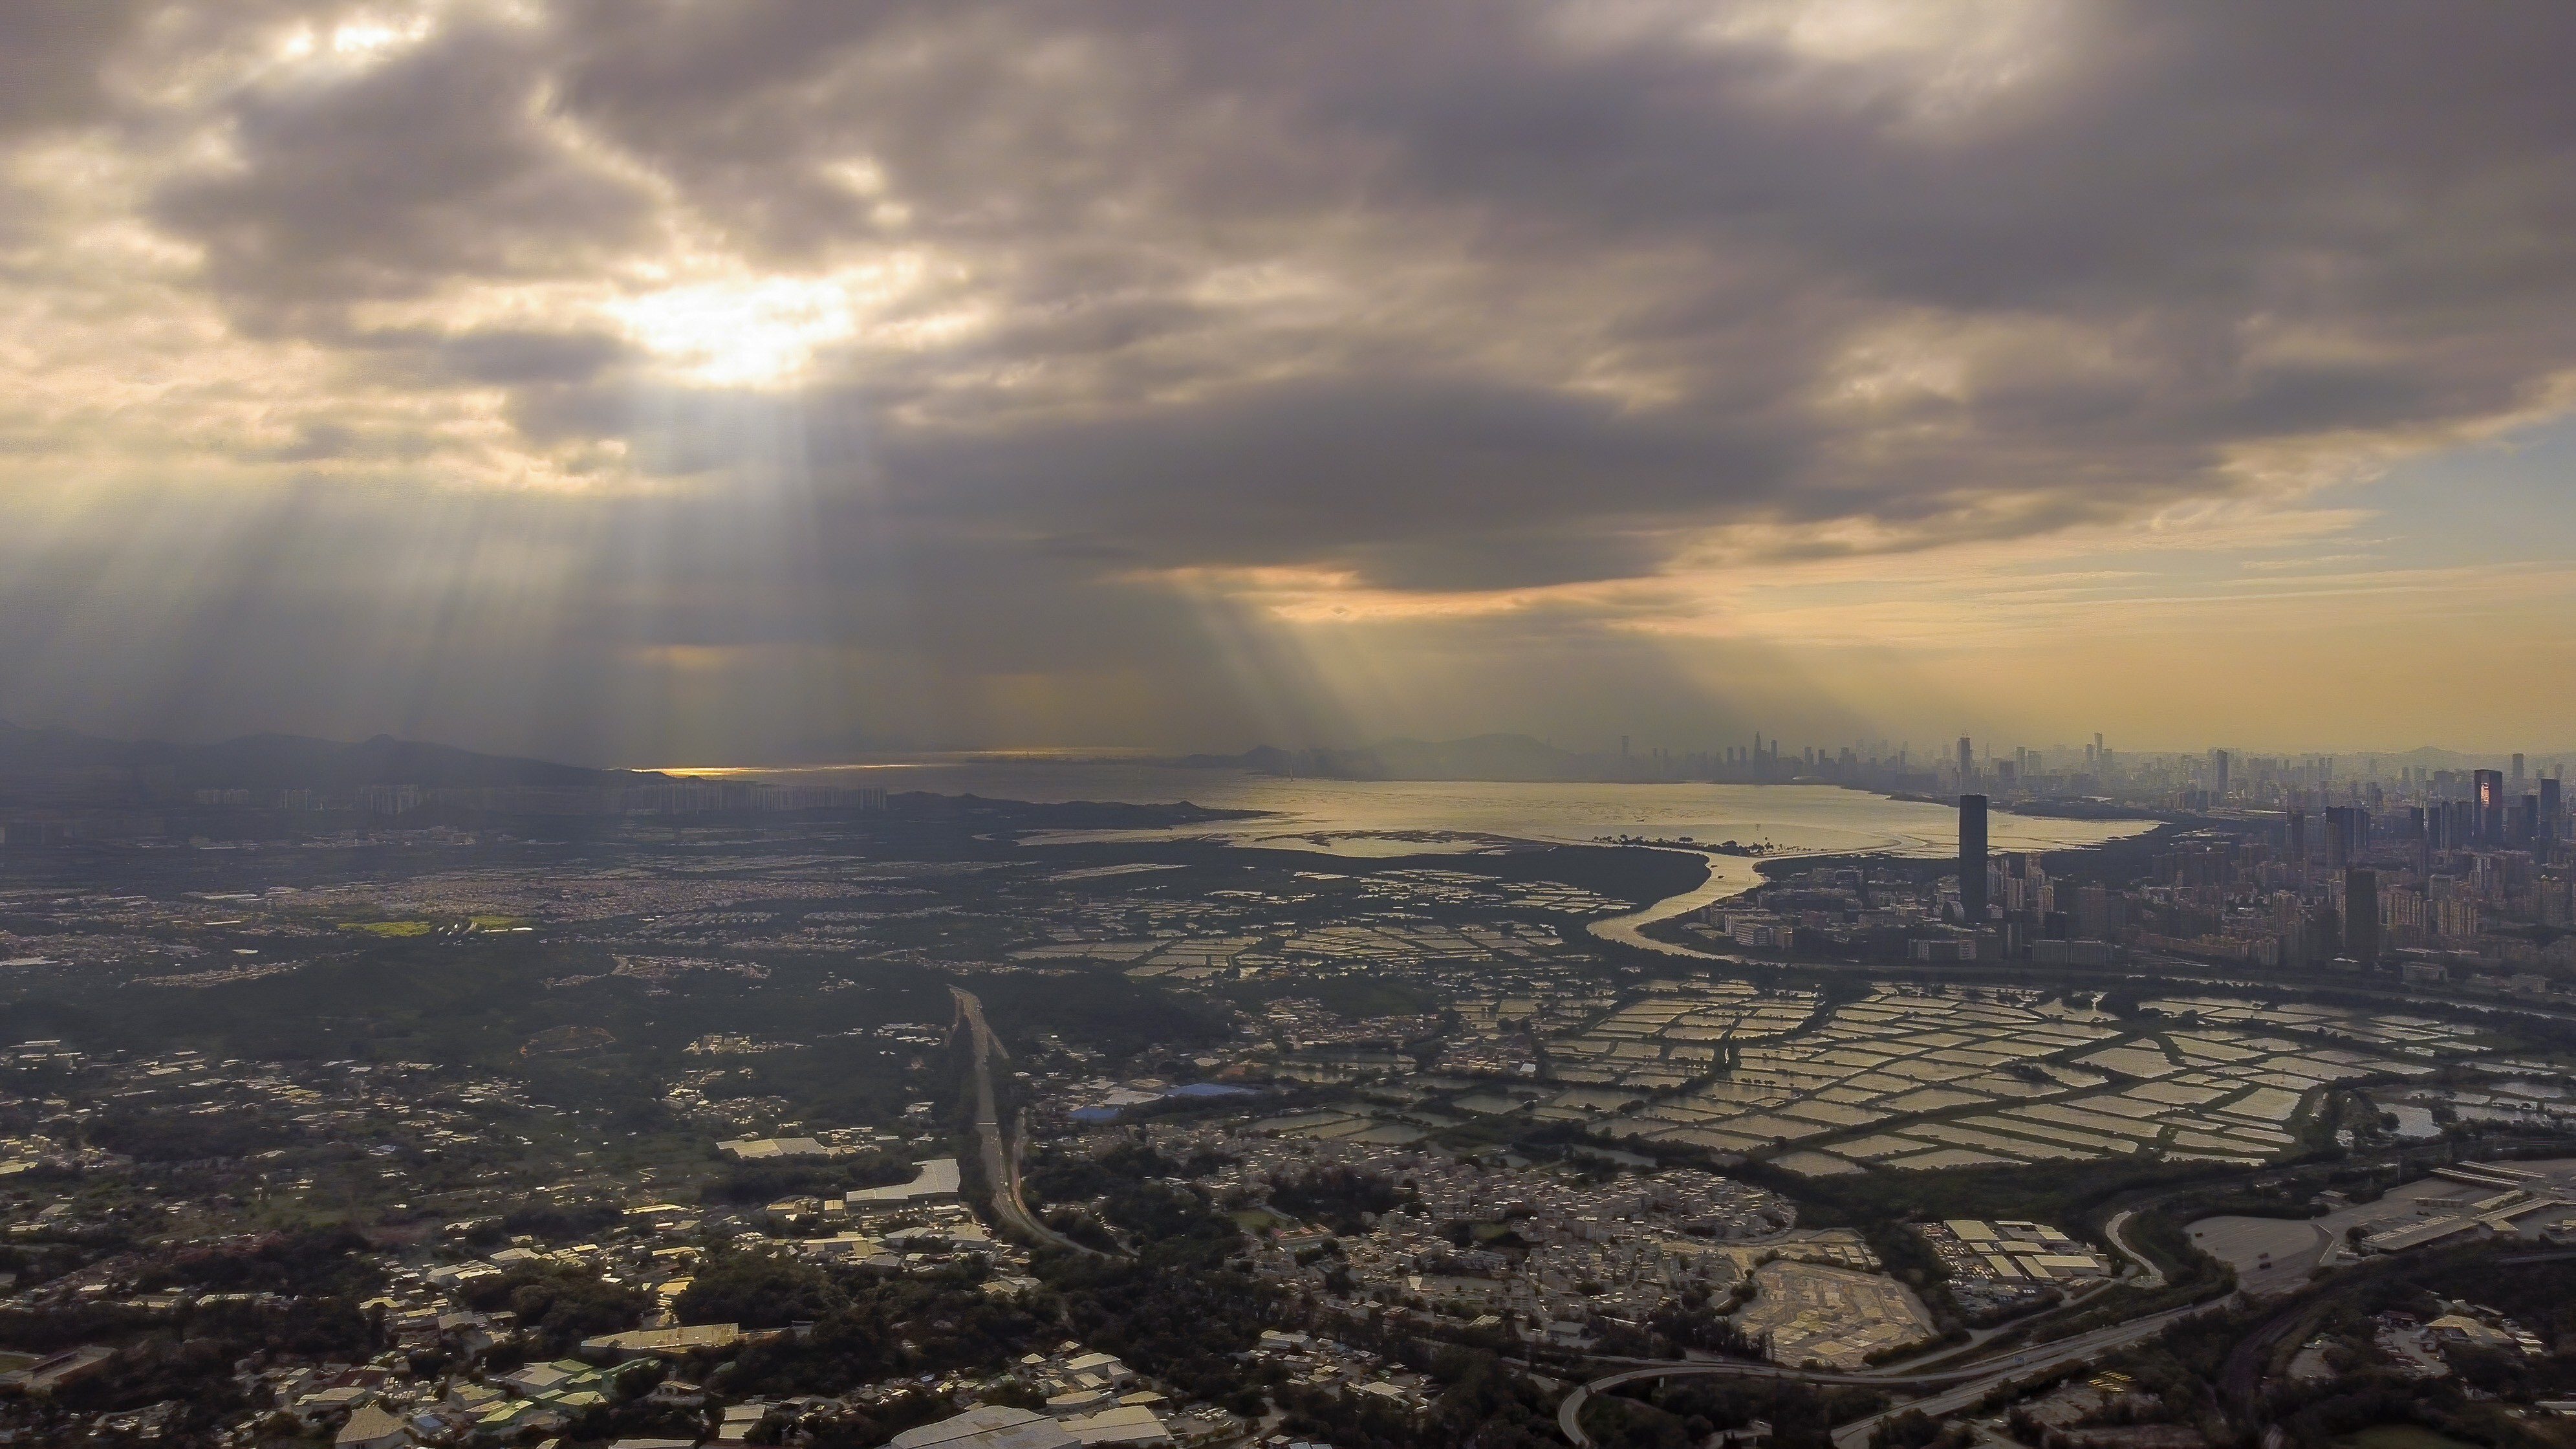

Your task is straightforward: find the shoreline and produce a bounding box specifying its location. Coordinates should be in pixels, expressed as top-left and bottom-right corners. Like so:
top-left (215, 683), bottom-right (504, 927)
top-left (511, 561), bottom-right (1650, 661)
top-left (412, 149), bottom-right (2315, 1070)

top-left (1585, 847), bottom-right (1775, 960)
top-left (1584, 815), bottom-right (2191, 964)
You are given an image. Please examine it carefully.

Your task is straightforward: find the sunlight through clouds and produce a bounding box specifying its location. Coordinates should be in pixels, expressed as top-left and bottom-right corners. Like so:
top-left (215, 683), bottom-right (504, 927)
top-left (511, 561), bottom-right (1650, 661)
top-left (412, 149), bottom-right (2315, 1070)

top-left (609, 274), bottom-right (858, 388)
top-left (0, 2), bottom-right (2573, 757)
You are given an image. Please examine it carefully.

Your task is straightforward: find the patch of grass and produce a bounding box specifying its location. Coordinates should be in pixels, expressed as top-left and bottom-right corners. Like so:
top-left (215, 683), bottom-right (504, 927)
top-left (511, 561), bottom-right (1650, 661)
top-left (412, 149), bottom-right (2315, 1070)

top-left (341, 920), bottom-right (435, 937)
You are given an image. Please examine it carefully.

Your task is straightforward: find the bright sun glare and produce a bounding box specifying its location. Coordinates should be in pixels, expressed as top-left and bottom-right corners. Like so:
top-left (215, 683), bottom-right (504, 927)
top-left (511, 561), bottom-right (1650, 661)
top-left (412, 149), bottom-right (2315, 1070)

top-left (608, 275), bottom-right (858, 387)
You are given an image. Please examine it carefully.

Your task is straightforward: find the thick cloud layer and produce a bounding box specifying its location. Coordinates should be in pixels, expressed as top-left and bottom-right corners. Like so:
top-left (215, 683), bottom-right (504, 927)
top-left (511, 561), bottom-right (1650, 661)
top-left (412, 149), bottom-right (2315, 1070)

top-left (2, 1), bottom-right (2573, 757)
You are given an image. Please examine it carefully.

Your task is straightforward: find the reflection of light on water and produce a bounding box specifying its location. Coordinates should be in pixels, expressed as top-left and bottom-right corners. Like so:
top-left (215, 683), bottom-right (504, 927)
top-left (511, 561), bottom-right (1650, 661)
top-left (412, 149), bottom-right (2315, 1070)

top-left (646, 761), bottom-right (2152, 858)
top-left (651, 761), bottom-right (949, 778)
top-left (1590, 849), bottom-right (1766, 959)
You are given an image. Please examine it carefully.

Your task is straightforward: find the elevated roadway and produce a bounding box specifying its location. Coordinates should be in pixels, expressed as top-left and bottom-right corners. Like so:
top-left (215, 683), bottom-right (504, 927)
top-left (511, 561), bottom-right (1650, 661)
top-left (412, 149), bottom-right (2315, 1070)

top-left (1558, 1299), bottom-right (2222, 1449)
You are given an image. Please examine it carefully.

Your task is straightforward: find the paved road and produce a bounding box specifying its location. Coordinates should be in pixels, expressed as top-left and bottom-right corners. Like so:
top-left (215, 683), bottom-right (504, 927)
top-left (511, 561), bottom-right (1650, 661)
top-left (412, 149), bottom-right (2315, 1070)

top-left (950, 986), bottom-right (1123, 1260)
top-left (1557, 1300), bottom-right (2220, 1449)
top-left (2216, 1293), bottom-right (2311, 1415)
top-left (1563, 1232), bottom-right (2576, 1448)
top-left (1822, 1302), bottom-right (2216, 1449)
top-left (2211, 1247), bottom-right (2576, 1415)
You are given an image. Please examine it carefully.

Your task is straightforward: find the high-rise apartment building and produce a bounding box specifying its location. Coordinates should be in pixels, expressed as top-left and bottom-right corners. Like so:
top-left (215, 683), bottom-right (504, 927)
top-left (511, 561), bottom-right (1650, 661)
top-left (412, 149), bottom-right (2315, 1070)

top-left (1958, 794), bottom-right (1988, 925)
top-left (2545, 776), bottom-right (2564, 843)
top-left (1957, 736), bottom-right (1975, 787)
top-left (2273, 891), bottom-right (2307, 967)
top-left (2077, 884), bottom-right (2113, 940)
top-left (2344, 867), bottom-right (2379, 965)
top-left (2474, 768), bottom-right (2506, 845)
top-left (2324, 805), bottom-right (2366, 870)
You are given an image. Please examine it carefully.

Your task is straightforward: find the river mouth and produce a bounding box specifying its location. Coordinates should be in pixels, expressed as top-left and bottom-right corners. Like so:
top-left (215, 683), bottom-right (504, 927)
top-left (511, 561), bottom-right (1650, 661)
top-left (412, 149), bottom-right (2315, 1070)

top-left (1585, 847), bottom-right (1769, 958)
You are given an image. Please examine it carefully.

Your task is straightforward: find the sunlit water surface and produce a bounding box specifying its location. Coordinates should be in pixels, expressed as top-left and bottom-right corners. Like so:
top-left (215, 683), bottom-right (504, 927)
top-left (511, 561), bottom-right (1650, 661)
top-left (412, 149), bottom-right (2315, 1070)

top-left (665, 762), bottom-right (2154, 950)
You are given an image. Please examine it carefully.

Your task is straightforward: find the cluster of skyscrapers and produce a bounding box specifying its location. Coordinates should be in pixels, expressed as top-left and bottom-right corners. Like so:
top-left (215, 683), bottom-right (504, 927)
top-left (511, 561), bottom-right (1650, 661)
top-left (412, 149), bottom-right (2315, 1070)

top-left (1953, 751), bottom-right (2571, 983)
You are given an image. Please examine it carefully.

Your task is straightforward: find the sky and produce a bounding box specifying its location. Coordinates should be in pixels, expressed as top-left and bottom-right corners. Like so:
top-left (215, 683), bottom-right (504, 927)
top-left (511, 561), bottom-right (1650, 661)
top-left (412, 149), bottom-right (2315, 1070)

top-left (2, 0), bottom-right (2573, 766)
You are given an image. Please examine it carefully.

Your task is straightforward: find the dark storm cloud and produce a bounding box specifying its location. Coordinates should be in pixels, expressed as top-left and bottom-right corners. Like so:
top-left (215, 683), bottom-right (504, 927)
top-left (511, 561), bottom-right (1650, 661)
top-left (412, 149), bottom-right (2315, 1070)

top-left (873, 376), bottom-right (1789, 587)
top-left (0, 1), bottom-right (146, 137)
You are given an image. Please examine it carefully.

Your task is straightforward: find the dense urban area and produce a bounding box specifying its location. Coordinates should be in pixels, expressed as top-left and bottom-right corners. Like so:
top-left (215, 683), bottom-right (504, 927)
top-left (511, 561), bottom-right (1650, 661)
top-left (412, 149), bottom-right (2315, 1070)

top-left (1, 729), bottom-right (2575, 1449)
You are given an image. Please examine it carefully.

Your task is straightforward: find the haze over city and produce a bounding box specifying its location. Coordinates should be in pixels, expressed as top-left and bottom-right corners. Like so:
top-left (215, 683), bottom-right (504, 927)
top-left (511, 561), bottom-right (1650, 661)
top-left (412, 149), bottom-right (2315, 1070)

top-left (1, 1), bottom-right (2573, 765)
top-left (14, 9), bottom-right (2576, 1449)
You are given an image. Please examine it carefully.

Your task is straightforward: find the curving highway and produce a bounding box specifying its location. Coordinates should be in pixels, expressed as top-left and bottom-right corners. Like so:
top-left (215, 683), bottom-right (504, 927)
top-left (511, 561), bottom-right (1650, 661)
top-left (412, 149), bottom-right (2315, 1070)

top-left (950, 986), bottom-right (1125, 1260)
top-left (1558, 1299), bottom-right (2223, 1449)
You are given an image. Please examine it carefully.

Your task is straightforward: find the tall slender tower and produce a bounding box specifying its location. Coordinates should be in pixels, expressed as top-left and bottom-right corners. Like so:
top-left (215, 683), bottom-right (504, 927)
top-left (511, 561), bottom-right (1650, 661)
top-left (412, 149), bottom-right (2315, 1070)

top-left (2344, 868), bottom-right (2379, 966)
top-left (1957, 736), bottom-right (1975, 788)
top-left (2213, 750), bottom-right (2231, 801)
top-left (2474, 768), bottom-right (2506, 845)
top-left (2326, 807), bottom-right (2361, 871)
top-left (1958, 794), bottom-right (1989, 925)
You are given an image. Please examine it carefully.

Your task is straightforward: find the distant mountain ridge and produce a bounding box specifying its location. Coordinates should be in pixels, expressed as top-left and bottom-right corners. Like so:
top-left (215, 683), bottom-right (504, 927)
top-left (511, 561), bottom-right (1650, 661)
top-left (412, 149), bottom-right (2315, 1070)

top-left (0, 720), bottom-right (650, 789)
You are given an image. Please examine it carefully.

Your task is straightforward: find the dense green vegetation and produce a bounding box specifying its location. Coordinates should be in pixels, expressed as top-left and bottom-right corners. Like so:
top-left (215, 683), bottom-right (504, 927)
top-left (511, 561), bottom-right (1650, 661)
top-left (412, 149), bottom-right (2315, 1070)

top-left (1268, 1164), bottom-right (1414, 1235)
top-left (698, 1155), bottom-right (918, 1205)
top-left (85, 1106), bottom-right (287, 1163)
top-left (1024, 1141), bottom-right (1244, 1265)
top-left (462, 1265), bottom-right (653, 1352)
top-left (0, 1228), bottom-right (385, 1440)
top-left (1272, 1346), bottom-right (1566, 1449)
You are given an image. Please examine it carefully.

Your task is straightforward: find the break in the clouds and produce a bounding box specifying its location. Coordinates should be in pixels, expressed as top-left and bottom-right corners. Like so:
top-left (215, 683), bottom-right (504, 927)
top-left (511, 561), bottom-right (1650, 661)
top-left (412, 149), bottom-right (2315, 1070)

top-left (3, 0), bottom-right (2575, 760)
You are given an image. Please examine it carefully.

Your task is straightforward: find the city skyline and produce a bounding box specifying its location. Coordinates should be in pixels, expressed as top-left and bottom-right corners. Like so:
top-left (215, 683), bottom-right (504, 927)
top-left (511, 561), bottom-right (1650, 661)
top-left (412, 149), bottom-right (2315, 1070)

top-left (7, 6), bottom-right (2576, 1434)
top-left (5, 711), bottom-right (2575, 779)
top-left (3, 3), bottom-right (2575, 761)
